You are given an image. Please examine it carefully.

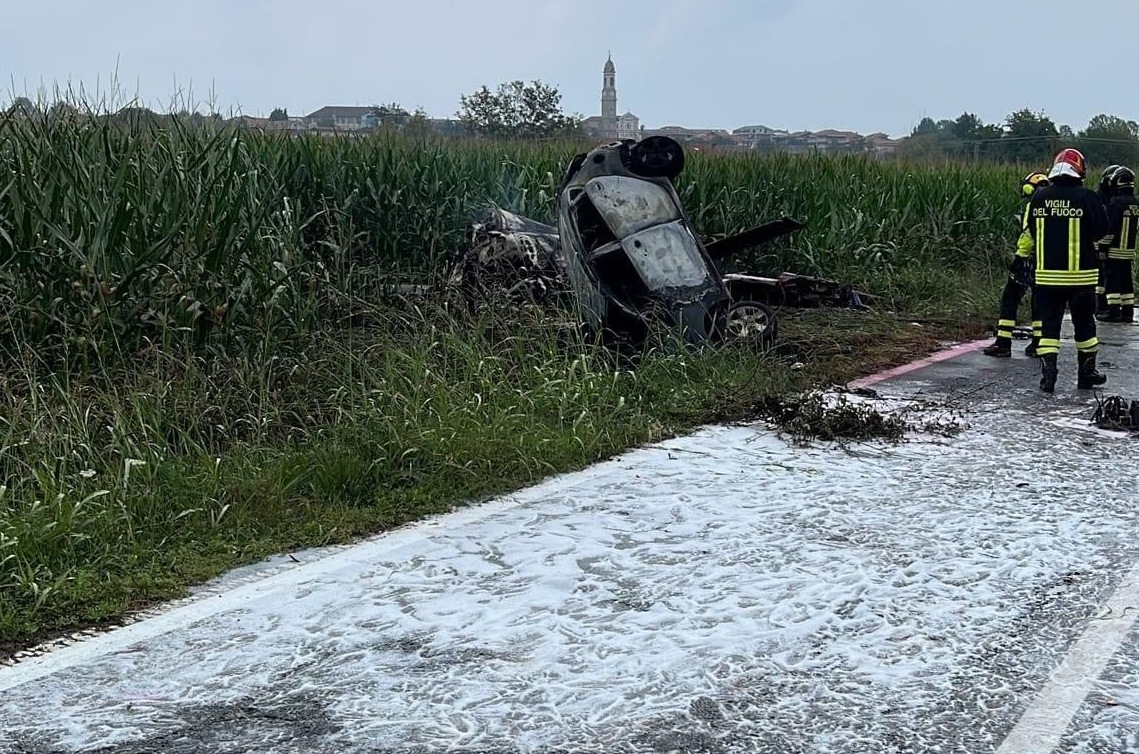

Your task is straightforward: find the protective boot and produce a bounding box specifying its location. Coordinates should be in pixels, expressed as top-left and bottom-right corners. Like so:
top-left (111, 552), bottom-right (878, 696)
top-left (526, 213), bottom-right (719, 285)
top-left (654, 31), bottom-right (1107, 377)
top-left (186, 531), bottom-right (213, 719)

top-left (1097, 305), bottom-right (1122, 323)
top-left (1039, 353), bottom-right (1058, 393)
top-left (983, 337), bottom-right (1012, 357)
top-left (1096, 292), bottom-right (1109, 316)
top-left (1024, 339), bottom-right (1040, 358)
top-left (1122, 305), bottom-right (1134, 323)
top-left (1077, 351), bottom-right (1107, 389)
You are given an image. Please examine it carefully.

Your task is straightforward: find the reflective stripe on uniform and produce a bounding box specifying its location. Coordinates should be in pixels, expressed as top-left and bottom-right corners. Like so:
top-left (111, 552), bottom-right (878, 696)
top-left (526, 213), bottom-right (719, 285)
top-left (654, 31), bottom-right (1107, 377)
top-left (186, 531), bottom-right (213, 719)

top-left (1069, 218), bottom-right (1080, 272)
top-left (1075, 336), bottom-right (1099, 353)
top-left (1034, 214), bottom-right (1097, 286)
top-left (1037, 337), bottom-right (1061, 356)
top-left (1032, 320), bottom-right (1042, 338)
top-left (996, 318), bottom-right (1016, 338)
top-left (1035, 270), bottom-right (1098, 286)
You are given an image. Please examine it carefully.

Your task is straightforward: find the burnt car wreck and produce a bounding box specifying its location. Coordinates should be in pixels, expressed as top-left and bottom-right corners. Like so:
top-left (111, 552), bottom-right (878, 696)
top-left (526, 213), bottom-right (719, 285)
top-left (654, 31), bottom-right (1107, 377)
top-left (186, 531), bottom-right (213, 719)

top-left (445, 136), bottom-right (870, 348)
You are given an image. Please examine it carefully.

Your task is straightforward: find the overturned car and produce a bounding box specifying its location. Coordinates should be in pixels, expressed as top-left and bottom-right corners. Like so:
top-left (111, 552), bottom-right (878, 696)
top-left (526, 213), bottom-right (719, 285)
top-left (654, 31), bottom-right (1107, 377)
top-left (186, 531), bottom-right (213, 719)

top-left (446, 136), bottom-right (869, 348)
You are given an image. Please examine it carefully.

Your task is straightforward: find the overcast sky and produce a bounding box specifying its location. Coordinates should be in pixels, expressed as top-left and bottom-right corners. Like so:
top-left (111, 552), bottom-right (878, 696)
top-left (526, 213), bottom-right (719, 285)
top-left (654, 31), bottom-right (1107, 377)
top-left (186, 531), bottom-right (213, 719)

top-left (2, 0), bottom-right (1133, 138)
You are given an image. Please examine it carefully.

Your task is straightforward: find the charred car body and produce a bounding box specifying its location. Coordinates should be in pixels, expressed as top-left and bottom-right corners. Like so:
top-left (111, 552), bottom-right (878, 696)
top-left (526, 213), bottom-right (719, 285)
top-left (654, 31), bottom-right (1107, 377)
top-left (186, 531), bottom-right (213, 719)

top-left (446, 136), bottom-right (869, 348)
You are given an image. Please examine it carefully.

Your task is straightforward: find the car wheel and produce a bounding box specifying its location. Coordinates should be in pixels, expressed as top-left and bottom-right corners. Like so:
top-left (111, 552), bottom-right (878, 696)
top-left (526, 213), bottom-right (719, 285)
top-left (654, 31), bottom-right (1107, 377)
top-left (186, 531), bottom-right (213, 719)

top-left (723, 299), bottom-right (777, 345)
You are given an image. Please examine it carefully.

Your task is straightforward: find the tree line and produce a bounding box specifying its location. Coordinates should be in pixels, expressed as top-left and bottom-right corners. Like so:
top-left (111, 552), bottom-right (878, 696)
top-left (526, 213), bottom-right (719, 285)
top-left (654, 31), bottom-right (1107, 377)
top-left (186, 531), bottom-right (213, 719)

top-left (11, 84), bottom-right (1137, 168)
top-left (897, 110), bottom-right (1139, 166)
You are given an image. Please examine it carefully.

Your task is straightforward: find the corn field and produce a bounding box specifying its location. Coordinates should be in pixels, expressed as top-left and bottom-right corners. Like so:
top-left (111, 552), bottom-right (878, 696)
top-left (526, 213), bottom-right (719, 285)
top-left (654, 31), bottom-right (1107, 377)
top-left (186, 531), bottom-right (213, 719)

top-left (0, 114), bottom-right (1027, 366)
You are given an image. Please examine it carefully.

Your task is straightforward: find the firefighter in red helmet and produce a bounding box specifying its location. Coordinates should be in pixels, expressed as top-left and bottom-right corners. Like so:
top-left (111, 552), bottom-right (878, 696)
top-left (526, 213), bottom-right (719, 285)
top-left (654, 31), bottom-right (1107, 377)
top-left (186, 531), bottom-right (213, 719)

top-left (1025, 148), bottom-right (1110, 392)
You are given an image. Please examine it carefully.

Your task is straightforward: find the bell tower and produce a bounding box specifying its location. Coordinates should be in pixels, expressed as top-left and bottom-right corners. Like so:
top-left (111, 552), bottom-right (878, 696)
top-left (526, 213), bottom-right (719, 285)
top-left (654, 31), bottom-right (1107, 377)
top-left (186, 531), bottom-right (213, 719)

top-left (601, 53), bottom-right (617, 140)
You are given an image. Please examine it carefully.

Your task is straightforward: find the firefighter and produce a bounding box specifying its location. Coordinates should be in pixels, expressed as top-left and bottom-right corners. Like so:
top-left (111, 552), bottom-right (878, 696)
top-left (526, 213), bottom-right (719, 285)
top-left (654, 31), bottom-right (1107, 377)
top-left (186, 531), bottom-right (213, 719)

top-left (982, 171), bottom-right (1049, 357)
top-left (1096, 166), bottom-right (1139, 323)
top-left (1025, 148), bottom-right (1110, 393)
top-left (1095, 165), bottom-right (1121, 314)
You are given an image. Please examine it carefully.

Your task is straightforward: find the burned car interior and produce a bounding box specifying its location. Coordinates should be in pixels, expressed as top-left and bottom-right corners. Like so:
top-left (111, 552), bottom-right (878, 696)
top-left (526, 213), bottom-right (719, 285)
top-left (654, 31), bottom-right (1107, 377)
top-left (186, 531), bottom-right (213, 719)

top-left (445, 135), bottom-right (871, 348)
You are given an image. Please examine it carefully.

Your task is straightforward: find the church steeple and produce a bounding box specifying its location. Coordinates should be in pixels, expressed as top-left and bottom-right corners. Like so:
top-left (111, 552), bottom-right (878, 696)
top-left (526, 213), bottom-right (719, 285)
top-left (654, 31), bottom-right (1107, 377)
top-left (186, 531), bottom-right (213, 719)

top-left (601, 53), bottom-right (617, 140)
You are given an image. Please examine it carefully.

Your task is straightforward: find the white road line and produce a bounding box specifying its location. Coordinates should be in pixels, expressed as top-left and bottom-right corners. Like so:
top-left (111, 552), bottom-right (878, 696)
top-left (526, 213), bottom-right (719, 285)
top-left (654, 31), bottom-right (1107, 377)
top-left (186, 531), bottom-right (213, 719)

top-left (996, 561), bottom-right (1139, 754)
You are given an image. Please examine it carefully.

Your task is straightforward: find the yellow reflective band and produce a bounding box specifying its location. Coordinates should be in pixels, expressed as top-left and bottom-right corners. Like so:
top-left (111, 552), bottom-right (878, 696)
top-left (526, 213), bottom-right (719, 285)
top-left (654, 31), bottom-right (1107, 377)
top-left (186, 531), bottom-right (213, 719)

top-left (1035, 270), bottom-right (1098, 286)
top-left (998, 319), bottom-right (1016, 327)
top-left (1125, 217), bottom-right (1134, 251)
top-left (1075, 337), bottom-right (1099, 350)
top-left (1039, 337), bottom-right (1061, 348)
top-left (1108, 294), bottom-right (1123, 304)
top-left (1036, 217), bottom-right (1046, 269)
top-left (1069, 217), bottom-right (1079, 271)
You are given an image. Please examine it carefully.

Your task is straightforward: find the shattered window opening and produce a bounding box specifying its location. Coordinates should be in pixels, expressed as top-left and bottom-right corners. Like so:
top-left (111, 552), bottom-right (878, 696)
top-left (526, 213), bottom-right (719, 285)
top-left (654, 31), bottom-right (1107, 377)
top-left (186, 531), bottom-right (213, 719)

top-left (569, 188), bottom-right (620, 256)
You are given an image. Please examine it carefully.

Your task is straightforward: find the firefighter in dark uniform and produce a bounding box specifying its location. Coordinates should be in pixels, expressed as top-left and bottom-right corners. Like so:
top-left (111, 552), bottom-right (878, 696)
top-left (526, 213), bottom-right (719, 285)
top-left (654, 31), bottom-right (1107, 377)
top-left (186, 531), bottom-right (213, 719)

top-left (983, 171), bottom-right (1049, 357)
top-left (1026, 148), bottom-right (1110, 393)
top-left (1096, 166), bottom-right (1139, 322)
top-left (1095, 165), bottom-right (1121, 314)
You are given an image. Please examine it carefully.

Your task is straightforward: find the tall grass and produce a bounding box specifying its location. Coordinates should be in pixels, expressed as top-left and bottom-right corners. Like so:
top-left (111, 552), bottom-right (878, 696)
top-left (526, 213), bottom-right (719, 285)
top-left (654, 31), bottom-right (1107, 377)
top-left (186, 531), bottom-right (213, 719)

top-left (0, 111), bottom-right (1017, 648)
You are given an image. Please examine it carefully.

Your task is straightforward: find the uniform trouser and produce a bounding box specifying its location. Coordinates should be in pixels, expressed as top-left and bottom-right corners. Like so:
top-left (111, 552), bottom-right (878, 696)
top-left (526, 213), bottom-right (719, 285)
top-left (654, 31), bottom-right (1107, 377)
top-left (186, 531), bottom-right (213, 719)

top-left (995, 277), bottom-right (1041, 341)
top-left (1035, 285), bottom-right (1099, 357)
top-left (1103, 257), bottom-right (1135, 308)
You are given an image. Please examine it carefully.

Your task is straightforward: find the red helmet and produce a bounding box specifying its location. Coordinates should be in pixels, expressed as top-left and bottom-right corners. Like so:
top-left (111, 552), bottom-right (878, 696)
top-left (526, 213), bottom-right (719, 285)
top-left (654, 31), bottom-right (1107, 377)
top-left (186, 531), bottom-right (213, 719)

top-left (1049, 148), bottom-right (1087, 180)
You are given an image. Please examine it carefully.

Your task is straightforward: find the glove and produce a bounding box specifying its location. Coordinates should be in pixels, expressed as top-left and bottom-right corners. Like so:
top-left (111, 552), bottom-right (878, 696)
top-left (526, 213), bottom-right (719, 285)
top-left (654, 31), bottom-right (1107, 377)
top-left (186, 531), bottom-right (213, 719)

top-left (1009, 256), bottom-right (1033, 286)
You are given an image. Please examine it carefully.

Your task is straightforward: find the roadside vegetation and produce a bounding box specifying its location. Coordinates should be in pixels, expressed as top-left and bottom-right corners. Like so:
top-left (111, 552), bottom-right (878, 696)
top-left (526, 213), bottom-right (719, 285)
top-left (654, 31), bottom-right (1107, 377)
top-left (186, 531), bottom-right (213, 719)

top-left (0, 110), bottom-right (1025, 653)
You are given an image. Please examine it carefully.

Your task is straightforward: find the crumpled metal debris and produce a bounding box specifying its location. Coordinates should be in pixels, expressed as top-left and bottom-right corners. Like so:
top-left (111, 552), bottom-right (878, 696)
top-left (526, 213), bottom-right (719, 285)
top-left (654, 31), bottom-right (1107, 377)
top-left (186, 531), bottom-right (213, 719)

top-left (1091, 394), bottom-right (1139, 432)
top-left (445, 207), bottom-right (567, 305)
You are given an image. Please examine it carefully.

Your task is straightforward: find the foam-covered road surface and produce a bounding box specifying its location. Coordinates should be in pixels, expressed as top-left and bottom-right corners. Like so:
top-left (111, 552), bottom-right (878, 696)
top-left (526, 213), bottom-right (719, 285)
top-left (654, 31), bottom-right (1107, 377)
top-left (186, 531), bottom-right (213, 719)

top-left (3, 322), bottom-right (1138, 753)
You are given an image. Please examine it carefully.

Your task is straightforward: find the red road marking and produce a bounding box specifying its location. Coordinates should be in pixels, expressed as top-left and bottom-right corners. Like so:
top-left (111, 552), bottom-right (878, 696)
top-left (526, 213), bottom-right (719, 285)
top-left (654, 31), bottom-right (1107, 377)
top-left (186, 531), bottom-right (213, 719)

top-left (847, 338), bottom-right (991, 389)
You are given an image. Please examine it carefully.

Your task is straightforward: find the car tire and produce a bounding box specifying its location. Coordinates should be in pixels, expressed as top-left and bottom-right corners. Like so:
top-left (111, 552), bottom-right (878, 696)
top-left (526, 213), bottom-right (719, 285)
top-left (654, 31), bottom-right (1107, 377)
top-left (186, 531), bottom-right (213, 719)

top-left (720, 299), bottom-right (778, 346)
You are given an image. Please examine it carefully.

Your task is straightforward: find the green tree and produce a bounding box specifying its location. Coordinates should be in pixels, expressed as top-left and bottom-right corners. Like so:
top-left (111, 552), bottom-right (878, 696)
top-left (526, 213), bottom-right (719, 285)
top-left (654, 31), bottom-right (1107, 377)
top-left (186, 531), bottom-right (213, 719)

top-left (405, 107), bottom-right (433, 138)
top-left (7, 96), bottom-right (35, 117)
top-left (457, 80), bottom-right (582, 140)
top-left (269, 107), bottom-right (289, 121)
top-left (948, 112), bottom-right (1003, 160)
top-left (995, 108), bottom-right (1060, 164)
top-left (1076, 114), bottom-right (1139, 168)
top-left (369, 102), bottom-right (411, 129)
top-left (911, 117), bottom-right (938, 137)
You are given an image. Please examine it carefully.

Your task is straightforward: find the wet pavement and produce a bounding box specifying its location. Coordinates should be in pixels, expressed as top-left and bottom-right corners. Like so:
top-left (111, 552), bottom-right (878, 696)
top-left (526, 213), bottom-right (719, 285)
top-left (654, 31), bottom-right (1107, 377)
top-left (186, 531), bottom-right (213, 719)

top-left (2, 320), bottom-right (1138, 754)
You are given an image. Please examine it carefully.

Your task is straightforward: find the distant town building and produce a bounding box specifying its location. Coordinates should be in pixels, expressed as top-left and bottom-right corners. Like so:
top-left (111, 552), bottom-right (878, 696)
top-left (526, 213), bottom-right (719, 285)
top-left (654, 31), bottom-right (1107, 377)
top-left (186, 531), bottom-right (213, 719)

top-left (303, 106), bottom-right (374, 130)
top-left (582, 54), bottom-right (639, 141)
top-left (601, 55), bottom-right (616, 138)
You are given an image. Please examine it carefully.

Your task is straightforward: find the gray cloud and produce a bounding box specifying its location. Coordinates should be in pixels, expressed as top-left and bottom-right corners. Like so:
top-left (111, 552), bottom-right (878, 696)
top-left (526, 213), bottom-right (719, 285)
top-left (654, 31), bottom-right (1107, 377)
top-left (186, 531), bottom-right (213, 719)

top-left (1, 0), bottom-right (1132, 137)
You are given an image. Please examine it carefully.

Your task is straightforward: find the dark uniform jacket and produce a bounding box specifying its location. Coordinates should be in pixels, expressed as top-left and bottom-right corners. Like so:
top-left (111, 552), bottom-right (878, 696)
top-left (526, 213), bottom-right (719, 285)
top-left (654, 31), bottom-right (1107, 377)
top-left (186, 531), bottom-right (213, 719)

top-left (1098, 188), bottom-right (1139, 260)
top-left (1026, 179), bottom-right (1110, 286)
